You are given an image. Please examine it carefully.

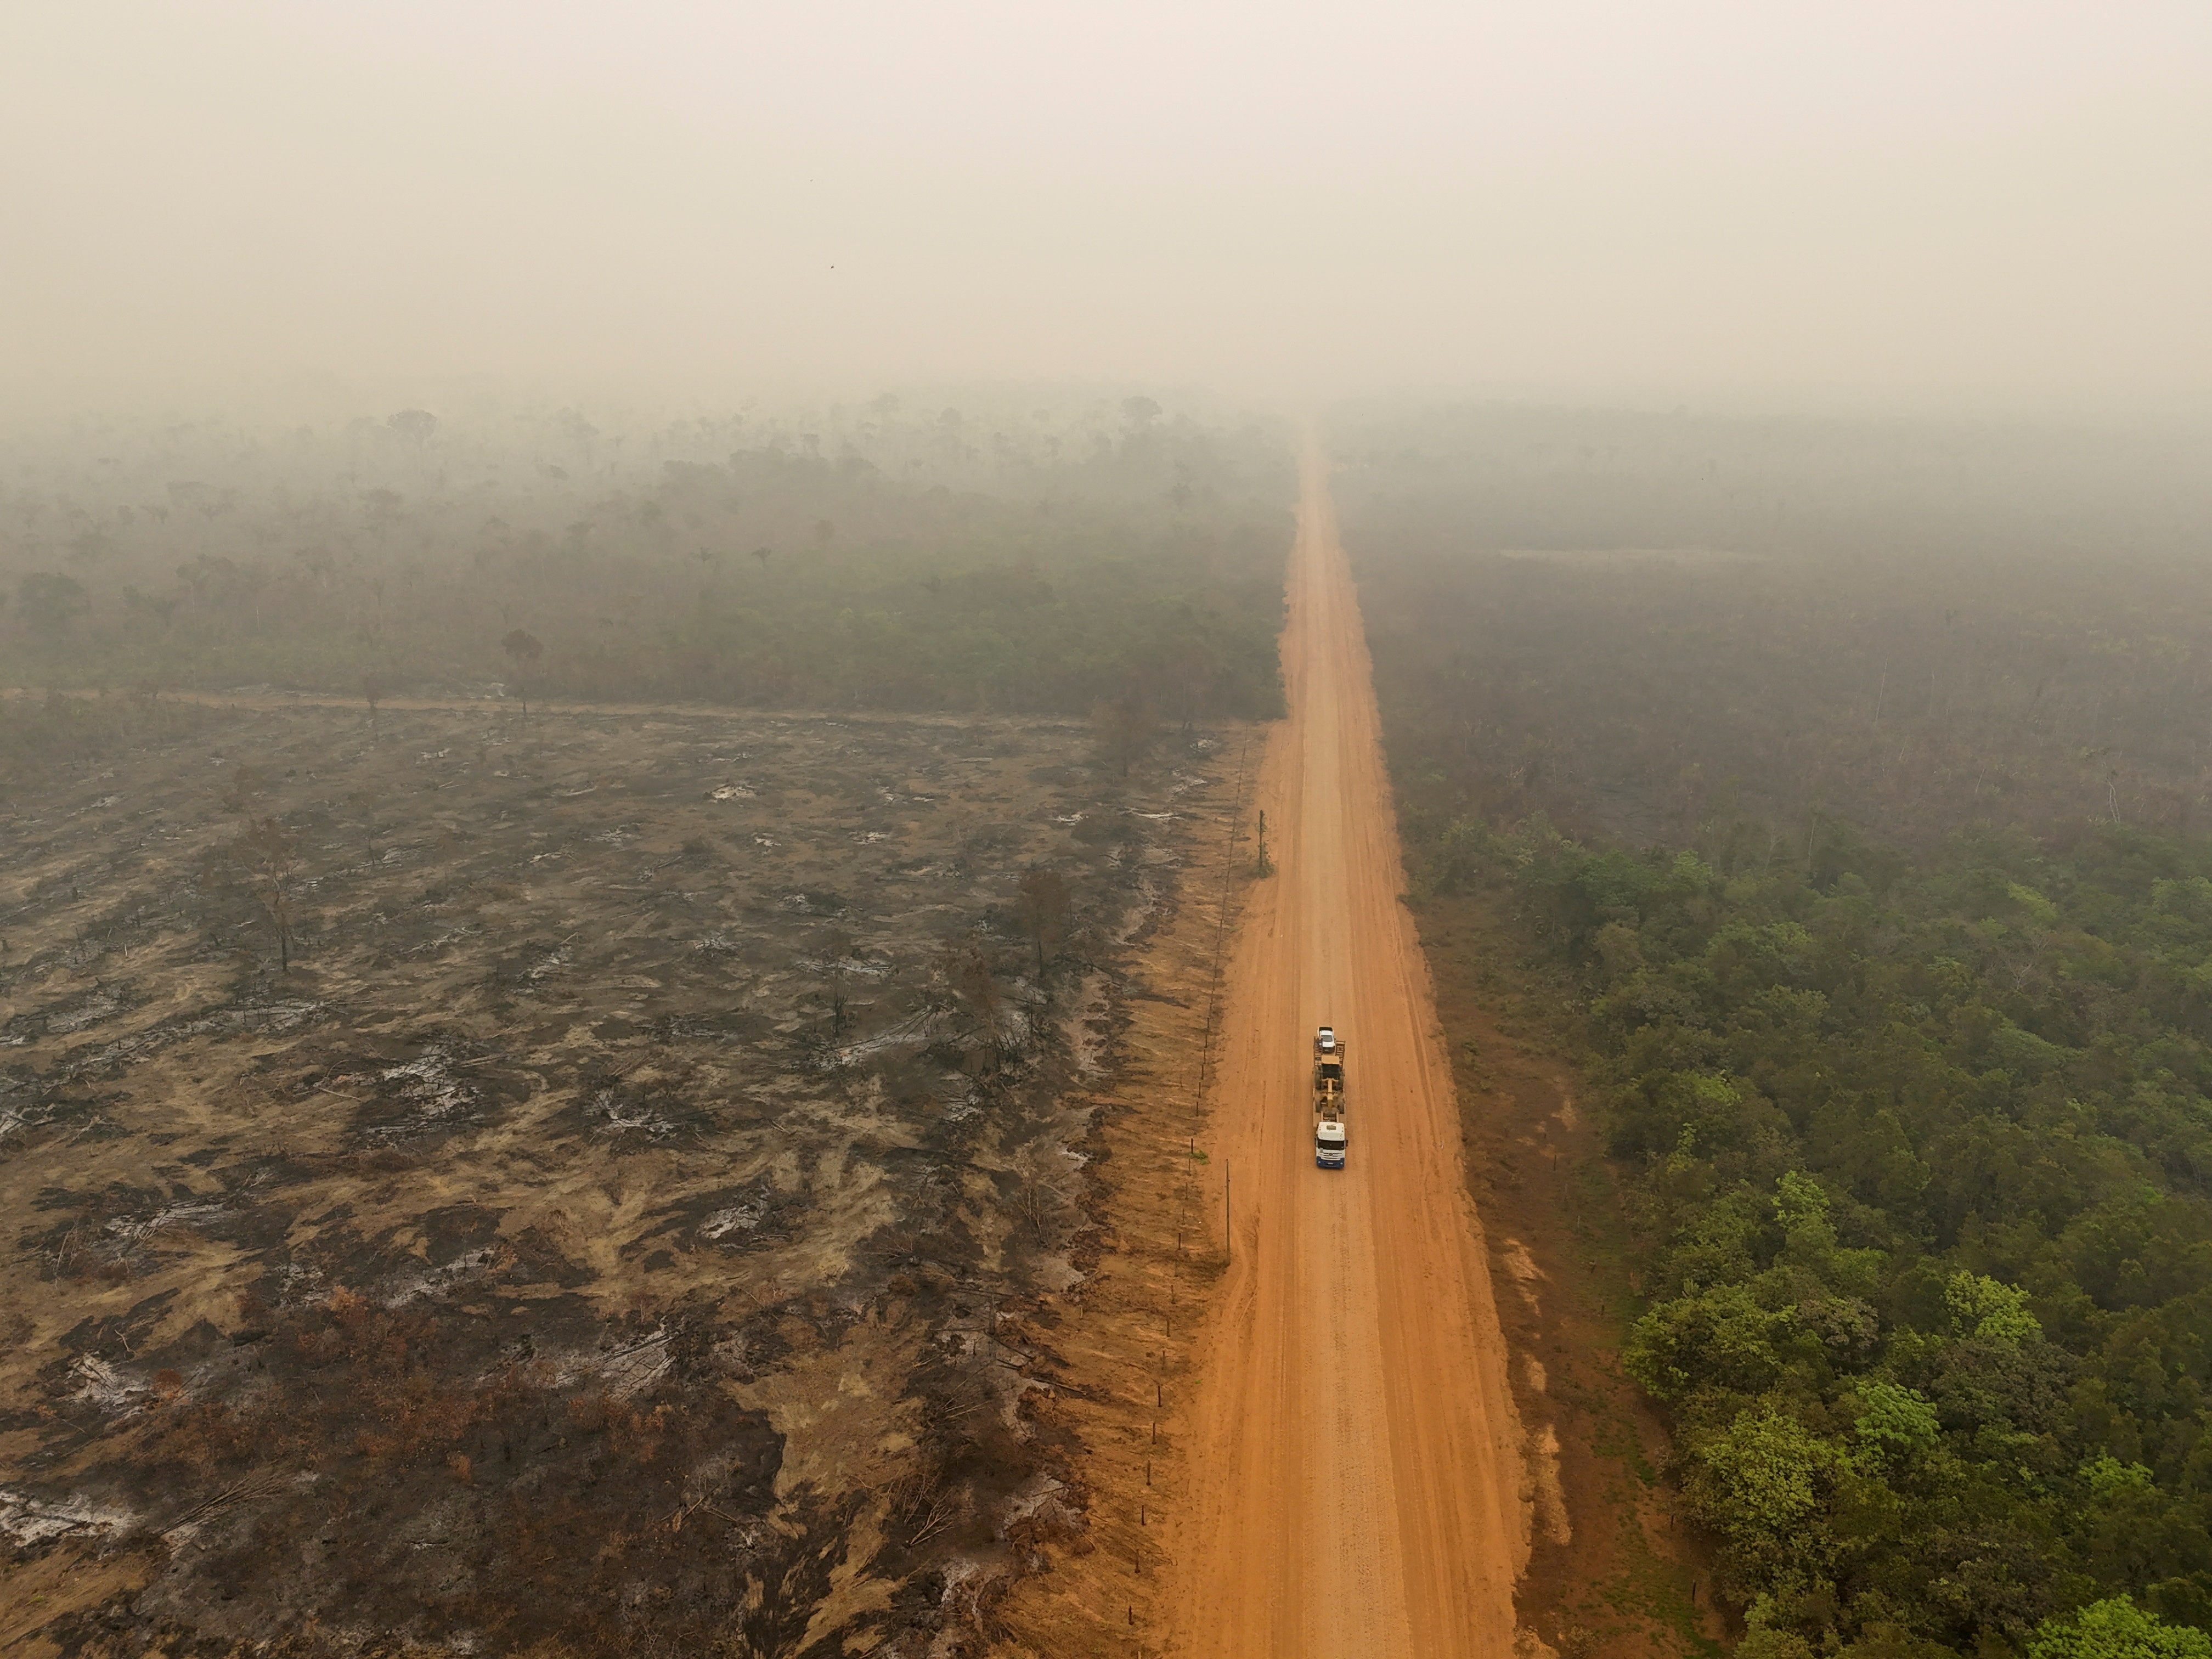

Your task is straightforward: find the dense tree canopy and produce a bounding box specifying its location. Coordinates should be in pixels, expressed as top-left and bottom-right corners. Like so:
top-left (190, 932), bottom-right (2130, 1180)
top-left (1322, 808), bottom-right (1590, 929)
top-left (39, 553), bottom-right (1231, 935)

top-left (1344, 404), bottom-right (2212, 1657)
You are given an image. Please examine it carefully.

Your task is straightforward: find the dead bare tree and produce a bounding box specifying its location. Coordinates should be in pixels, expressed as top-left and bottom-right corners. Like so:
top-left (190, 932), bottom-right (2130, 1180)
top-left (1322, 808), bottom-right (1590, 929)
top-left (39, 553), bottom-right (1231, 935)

top-left (936, 936), bottom-right (1007, 1070)
top-left (1009, 1177), bottom-right (1068, 1242)
top-left (235, 816), bottom-right (300, 970)
top-left (803, 975), bottom-right (854, 1046)
top-left (360, 672), bottom-right (393, 741)
top-left (907, 1486), bottom-right (964, 1546)
top-left (888, 1464), bottom-right (966, 1547)
top-left (1014, 865), bottom-right (1070, 980)
top-left (501, 628), bottom-right (543, 719)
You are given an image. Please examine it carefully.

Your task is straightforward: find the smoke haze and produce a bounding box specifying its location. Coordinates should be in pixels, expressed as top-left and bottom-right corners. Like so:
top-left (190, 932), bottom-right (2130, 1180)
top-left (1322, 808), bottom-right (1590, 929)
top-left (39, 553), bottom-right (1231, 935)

top-left (6, 1), bottom-right (2209, 413)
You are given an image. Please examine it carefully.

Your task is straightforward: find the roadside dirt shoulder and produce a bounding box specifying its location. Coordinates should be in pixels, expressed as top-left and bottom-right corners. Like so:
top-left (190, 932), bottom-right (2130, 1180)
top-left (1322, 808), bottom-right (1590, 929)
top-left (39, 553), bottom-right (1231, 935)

top-left (986, 740), bottom-right (1255, 1658)
top-left (1416, 889), bottom-right (1723, 1659)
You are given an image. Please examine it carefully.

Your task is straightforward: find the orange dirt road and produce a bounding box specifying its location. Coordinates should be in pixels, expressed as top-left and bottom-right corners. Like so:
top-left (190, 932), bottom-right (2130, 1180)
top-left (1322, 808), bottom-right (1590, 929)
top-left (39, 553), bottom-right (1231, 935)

top-left (1163, 453), bottom-right (1526, 1657)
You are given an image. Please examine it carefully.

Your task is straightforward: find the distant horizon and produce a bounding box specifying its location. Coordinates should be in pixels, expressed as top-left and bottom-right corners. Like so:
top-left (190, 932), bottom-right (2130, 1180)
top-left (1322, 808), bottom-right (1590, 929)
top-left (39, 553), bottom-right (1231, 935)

top-left (11, 375), bottom-right (2212, 438)
top-left (8, 3), bottom-right (2207, 422)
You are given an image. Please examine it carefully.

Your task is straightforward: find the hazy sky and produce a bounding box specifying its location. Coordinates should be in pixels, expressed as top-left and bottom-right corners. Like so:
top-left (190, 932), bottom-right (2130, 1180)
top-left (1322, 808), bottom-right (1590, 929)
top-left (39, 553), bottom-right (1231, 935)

top-left (6, 2), bottom-right (2209, 413)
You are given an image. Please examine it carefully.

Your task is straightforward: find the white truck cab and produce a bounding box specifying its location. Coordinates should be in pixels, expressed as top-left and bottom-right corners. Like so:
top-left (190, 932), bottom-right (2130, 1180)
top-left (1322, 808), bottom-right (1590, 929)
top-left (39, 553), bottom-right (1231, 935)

top-left (1316, 1111), bottom-right (1346, 1169)
top-left (1316, 1025), bottom-right (1339, 1056)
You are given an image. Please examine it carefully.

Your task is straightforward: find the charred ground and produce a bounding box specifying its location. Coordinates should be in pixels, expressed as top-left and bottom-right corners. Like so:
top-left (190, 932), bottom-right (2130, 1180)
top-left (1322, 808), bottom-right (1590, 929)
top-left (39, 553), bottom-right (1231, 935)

top-left (0, 696), bottom-right (1242, 1656)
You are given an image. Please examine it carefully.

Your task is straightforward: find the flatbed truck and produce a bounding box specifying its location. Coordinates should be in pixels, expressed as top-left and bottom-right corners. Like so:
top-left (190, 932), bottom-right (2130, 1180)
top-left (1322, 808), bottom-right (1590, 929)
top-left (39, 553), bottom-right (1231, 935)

top-left (1313, 1023), bottom-right (1347, 1167)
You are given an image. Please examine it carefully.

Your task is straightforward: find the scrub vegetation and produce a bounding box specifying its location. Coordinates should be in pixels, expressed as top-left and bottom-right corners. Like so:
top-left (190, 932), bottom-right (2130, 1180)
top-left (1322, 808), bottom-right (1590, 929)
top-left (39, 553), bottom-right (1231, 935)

top-left (0, 396), bottom-right (1288, 724)
top-left (1345, 404), bottom-right (2212, 1659)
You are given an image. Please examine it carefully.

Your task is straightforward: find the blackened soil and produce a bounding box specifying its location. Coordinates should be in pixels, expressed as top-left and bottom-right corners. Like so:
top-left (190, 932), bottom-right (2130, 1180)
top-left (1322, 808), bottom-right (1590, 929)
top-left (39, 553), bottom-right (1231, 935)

top-left (0, 701), bottom-right (1241, 1656)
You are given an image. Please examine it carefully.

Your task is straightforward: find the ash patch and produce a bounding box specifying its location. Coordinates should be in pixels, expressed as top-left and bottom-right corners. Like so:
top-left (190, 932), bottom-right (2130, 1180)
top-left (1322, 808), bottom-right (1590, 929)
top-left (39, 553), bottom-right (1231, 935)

top-left (572, 1079), bottom-right (712, 1145)
top-left (304, 1037), bottom-right (527, 1148)
top-left (622, 1183), bottom-right (809, 1257)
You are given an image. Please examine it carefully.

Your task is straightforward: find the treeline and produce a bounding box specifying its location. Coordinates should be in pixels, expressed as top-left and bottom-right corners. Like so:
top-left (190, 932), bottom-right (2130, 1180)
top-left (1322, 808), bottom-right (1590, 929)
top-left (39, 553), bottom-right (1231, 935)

top-left (1344, 406), bottom-right (2212, 1658)
top-left (0, 396), bottom-right (1291, 722)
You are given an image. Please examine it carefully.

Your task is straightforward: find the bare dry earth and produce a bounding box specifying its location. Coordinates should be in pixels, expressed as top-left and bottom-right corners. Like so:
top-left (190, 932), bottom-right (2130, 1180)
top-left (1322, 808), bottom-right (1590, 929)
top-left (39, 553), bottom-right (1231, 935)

top-left (985, 744), bottom-right (1254, 1659)
top-left (0, 699), bottom-right (1240, 1656)
top-left (1157, 458), bottom-right (1526, 1658)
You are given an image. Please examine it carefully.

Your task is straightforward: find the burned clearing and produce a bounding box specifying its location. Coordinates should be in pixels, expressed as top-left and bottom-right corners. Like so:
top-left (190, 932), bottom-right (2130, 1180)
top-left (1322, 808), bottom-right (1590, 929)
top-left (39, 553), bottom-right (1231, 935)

top-left (0, 697), bottom-right (1242, 1656)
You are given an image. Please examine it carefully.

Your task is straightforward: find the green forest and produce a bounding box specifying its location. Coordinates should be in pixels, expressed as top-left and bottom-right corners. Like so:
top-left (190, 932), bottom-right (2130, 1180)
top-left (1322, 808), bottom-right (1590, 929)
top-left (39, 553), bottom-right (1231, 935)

top-left (0, 396), bottom-right (1289, 730)
top-left (1345, 405), bottom-right (2212, 1658)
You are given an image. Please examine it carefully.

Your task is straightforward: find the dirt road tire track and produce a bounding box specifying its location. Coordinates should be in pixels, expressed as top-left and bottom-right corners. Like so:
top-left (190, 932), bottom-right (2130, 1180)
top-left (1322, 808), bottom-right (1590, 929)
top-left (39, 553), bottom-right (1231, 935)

top-left (1163, 452), bottom-right (1526, 1657)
